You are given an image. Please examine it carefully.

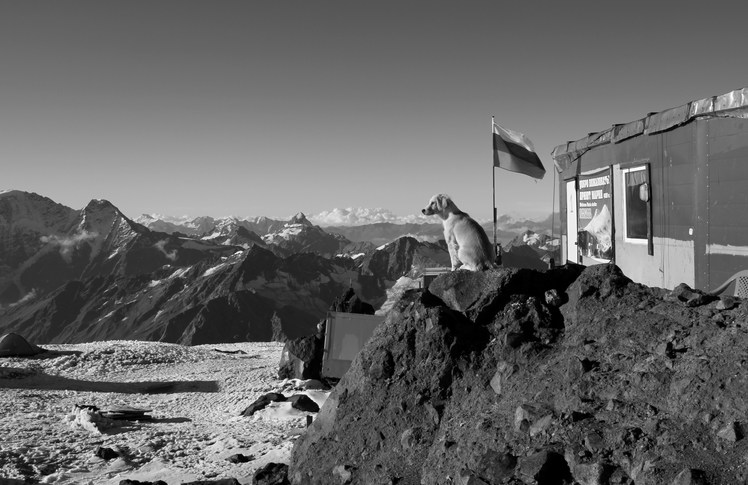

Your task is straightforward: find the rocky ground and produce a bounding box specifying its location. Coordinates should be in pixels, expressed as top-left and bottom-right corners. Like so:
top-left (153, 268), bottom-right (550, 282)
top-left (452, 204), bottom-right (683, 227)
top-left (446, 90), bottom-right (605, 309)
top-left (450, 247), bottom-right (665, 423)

top-left (291, 264), bottom-right (748, 485)
top-left (7, 262), bottom-right (748, 485)
top-left (0, 341), bottom-right (324, 484)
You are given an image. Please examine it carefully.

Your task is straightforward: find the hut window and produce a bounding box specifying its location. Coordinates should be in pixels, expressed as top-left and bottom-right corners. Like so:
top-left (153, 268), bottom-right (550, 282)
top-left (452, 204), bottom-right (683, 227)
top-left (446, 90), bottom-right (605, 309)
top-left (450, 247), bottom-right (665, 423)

top-left (622, 165), bottom-right (650, 242)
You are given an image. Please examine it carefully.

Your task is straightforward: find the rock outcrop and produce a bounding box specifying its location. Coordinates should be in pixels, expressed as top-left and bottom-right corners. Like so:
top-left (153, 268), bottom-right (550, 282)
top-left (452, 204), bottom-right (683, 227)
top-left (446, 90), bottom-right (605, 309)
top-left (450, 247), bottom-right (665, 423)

top-left (290, 263), bottom-right (748, 484)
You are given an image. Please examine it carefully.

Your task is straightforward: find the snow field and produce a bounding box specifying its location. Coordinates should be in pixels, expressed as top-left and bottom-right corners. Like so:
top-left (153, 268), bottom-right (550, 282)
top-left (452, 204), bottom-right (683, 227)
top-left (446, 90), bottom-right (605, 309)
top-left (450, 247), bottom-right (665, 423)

top-left (0, 341), bottom-right (320, 485)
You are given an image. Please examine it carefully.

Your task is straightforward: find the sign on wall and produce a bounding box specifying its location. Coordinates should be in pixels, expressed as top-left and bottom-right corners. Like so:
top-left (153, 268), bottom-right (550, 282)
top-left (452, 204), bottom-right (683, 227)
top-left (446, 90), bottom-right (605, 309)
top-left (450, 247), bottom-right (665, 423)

top-left (577, 168), bottom-right (613, 261)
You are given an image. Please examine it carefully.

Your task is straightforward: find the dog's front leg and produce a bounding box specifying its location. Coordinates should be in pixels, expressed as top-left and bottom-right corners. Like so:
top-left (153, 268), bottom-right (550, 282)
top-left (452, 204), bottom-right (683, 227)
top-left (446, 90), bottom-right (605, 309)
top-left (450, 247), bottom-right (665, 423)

top-left (448, 241), bottom-right (461, 270)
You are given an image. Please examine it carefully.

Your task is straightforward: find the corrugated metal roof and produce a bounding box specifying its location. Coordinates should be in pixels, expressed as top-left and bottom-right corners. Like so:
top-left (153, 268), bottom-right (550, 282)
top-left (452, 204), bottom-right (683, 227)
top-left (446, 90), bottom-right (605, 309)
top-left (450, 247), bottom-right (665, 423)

top-left (645, 103), bottom-right (691, 135)
top-left (715, 87), bottom-right (748, 111)
top-left (612, 119), bottom-right (645, 143)
top-left (552, 86), bottom-right (748, 170)
top-left (690, 96), bottom-right (714, 118)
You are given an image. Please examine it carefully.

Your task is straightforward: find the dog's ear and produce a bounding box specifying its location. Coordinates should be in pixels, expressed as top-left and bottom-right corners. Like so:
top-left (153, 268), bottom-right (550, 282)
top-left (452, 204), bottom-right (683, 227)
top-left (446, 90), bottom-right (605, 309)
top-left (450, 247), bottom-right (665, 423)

top-left (436, 194), bottom-right (449, 211)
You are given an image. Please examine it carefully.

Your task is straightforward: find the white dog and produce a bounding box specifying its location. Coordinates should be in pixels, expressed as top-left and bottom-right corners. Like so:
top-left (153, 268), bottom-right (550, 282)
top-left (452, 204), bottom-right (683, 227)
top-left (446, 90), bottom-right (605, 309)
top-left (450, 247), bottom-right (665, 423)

top-left (421, 193), bottom-right (496, 271)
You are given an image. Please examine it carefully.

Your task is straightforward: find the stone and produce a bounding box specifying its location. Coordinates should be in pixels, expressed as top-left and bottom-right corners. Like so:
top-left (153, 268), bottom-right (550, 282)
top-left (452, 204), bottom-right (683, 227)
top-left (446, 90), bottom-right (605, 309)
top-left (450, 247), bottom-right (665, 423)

top-left (607, 467), bottom-right (633, 484)
top-left (253, 462), bottom-right (290, 485)
top-left (545, 288), bottom-right (564, 307)
top-left (489, 370), bottom-right (503, 395)
top-left (584, 431), bottom-right (605, 452)
top-left (529, 414), bottom-right (554, 437)
top-left (332, 464), bottom-right (353, 484)
top-left (368, 349), bottom-right (395, 380)
top-left (515, 403), bottom-right (553, 434)
top-left (227, 453), bottom-right (252, 463)
top-left (571, 462), bottom-right (609, 485)
top-left (241, 392), bottom-right (286, 417)
top-left (671, 468), bottom-right (708, 485)
top-left (287, 394), bottom-right (320, 413)
top-left (474, 449), bottom-right (516, 482)
top-left (672, 283), bottom-right (716, 307)
top-left (518, 450), bottom-right (572, 484)
top-left (717, 296), bottom-right (738, 311)
top-left (278, 334), bottom-right (324, 381)
top-left (95, 446), bottom-right (119, 460)
top-left (400, 427), bottom-right (422, 450)
top-left (456, 469), bottom-right (490, 485)
top-left (424, 402), bottom-right (441, 427)
top-left (716, 421), bottom-right (742, 442)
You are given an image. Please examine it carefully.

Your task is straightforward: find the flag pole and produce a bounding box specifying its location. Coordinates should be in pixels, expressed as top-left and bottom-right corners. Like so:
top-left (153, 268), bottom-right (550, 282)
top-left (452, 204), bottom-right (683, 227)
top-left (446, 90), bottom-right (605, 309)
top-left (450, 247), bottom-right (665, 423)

top-left (491, 116), bottom-right (497, 252)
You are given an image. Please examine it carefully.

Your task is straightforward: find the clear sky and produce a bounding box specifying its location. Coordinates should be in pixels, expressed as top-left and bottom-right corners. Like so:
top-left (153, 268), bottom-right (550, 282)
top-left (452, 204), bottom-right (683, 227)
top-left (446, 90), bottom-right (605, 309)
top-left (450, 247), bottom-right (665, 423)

top-left (2, 1), bottom-right (747, 222)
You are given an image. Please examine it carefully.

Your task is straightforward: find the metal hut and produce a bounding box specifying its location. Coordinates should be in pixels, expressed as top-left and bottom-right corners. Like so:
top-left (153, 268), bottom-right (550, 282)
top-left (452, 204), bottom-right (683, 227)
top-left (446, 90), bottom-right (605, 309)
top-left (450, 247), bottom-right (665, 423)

top-left (552, 87), bottom-right (748, 294)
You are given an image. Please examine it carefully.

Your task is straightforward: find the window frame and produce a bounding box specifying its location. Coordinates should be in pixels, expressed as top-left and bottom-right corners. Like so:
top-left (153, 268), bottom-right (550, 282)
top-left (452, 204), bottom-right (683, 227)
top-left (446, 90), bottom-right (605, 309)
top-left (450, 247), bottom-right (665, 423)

top-left (621, 164), bottom-right (653, 253)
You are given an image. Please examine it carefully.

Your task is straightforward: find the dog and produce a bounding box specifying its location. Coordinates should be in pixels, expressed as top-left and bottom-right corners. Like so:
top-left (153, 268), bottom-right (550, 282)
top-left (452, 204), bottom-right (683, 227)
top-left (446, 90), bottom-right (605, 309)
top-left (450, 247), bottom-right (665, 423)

top-left (421, 193), bottom-right (496, 271)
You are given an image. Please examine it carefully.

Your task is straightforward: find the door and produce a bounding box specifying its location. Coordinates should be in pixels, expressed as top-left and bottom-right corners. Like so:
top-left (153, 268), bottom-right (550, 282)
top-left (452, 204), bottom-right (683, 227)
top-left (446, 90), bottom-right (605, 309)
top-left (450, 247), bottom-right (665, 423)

top-left (566, 179), bottom-right (578, 263)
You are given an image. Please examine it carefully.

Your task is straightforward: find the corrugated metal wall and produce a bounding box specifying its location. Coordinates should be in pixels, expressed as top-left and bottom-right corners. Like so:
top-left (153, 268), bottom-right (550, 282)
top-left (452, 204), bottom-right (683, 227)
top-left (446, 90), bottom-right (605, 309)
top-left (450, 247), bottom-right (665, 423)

top-left (559, 117), bottom-right (748, 291)
top-left (704, 117), bottom-right (748, 290)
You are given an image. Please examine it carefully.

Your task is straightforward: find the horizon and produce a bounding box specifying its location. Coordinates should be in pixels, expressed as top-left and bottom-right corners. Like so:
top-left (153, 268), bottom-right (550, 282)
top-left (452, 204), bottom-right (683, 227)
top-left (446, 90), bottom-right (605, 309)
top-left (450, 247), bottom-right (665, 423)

top-left (1, 187), bottom-right (555, 227)
top-left (3, 2), bottom-right (747, 222)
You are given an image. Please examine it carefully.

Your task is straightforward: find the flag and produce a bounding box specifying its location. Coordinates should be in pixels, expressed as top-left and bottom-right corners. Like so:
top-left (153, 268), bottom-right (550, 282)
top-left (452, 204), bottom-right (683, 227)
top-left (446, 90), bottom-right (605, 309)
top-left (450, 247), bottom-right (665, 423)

top-left (492, 122), bottom-right (545, 179)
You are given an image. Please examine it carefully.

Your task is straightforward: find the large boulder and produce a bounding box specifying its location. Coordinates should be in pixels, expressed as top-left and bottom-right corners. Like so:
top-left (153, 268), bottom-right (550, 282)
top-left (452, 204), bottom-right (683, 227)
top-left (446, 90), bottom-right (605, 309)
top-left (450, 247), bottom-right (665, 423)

top-left (278, 333), bottom-right (324, 381)
top-left (290, 264), bottom-right (748, 484)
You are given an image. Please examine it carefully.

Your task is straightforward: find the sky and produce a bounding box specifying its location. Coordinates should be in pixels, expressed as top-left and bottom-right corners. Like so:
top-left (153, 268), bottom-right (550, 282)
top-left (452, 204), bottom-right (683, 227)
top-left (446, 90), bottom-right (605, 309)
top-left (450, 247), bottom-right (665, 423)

top-left (2, 1), bottom-right (747, 223)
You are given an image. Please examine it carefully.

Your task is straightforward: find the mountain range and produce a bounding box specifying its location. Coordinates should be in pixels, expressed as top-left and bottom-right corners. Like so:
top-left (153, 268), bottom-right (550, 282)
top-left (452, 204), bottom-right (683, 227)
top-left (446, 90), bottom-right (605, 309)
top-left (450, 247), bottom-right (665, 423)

top-left (0, 190), bottom-right (556, 345)
top-left (134, 210), bottom-right (558, 247)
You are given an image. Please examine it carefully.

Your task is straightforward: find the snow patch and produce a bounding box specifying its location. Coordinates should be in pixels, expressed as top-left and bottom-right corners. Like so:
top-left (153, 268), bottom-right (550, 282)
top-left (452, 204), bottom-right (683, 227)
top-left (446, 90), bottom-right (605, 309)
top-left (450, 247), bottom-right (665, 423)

top-left (336, 252), bottom-right (365, 260)
top-left (168, 266), bottom-right (192, 279)
top-left (135, 213), bottom-right (195, 226)
top-left (263, 225), bottom-right (303, 244)
top-left (202, 263), bottom-right (227, 277)
top-left (99, 310), bottom-right (116, 322)
top-left (523, 231), bottom-right (541, 246)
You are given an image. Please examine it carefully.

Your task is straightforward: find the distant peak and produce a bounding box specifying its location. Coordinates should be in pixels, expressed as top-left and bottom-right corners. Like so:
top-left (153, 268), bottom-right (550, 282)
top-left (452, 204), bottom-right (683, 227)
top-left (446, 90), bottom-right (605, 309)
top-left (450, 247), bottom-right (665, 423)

top-left (0, 190), bottom-right (76, 213)
top-left (84, 199), bottom-right (118, 212)
top-left (308, 207), bottom-right (433, 226)
top-left (80, 198), bottom-right (142, 234)
top-left (290, 212), bottom-right (312, 226)
top-left (0, 189), bottom-right (42, 200)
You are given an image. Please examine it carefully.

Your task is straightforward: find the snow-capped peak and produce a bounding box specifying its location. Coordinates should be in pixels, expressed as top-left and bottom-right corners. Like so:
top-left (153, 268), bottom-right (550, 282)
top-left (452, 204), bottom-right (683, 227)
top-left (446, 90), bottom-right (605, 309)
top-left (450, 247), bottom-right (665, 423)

top-left (135, 213), bottom-right (197, 226)
top-left (522, 230), bottom-right (541, 246)
top-left (289, 212), bottom-right (312, 226)
top-left (77, 199), bottom-right (141, 258)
